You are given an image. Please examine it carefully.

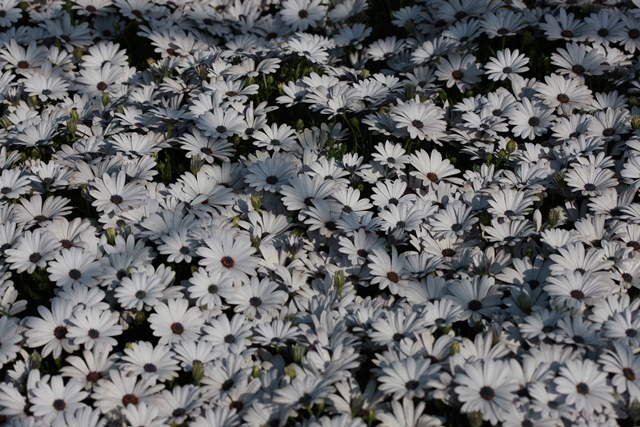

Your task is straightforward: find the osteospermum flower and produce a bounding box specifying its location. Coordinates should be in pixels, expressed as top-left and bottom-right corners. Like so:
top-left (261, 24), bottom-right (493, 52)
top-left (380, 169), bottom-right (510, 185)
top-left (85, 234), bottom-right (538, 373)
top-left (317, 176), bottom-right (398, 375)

top-left (197, 231), bottom-right (259, 285)
top-left (30, 375), bottom-right (89, 423)
top-left (280, 0), bottom-right (326, 31)
top-left (47, 247), bottom-right (103, 288)
top-left (4, 228), bottom-right (60, 274)
top-left (484, 48), bottom-right (529, 81)
top-left (368, 246), bottom-right (411, 296)
top-left (454, 359), bottom-right (518, 425)
top-left (535, 73), bottom-right (593, 115)
top-left (554, 359), bottom-right (615, 414)
top-left (66, 308), bottom-right (123, 351)
top-left (390, 98), bottom-right (446, 143)
top-left (89, 172), bottom-right (147, 214)
top-left (434, 52), bottom-right (484, 92)
top-left (148, 298), bottom-right (205, 345)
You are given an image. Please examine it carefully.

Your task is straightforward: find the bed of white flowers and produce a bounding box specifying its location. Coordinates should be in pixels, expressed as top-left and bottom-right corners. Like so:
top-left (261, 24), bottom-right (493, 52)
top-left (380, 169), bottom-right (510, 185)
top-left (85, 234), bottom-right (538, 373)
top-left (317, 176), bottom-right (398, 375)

top-left (3, 0), bottom-right (640, 426)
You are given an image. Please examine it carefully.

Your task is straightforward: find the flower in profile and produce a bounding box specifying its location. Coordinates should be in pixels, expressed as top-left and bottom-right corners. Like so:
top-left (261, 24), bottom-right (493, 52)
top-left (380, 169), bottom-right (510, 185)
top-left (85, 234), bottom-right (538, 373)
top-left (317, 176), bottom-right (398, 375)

top-left (0, 316), bottom-right (21, 369)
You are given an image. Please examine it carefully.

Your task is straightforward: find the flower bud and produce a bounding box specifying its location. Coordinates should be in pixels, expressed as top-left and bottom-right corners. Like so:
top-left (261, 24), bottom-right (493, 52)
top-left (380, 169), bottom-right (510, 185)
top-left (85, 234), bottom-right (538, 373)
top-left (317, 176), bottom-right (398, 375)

top-left (506, 140), bottom-right (517, 154)
top-left (404, 19), bottom-right (415, 34)
top-left (252, 365), bottom-right (261, 378)
top-left (515, 293), bottom-right (532, 315)
top-left (295, 119), bottom-right (304, 131)
top-left (30, 351), bottom-right (42, 370)
top-left (468, 411), bottom-right (484, 427)
top-left (293, 344), bottom-right (305, 363)
top-left (192, 361), bottom-right (204, 384)
top-left (449, 341), bottom-right (460, 356)
top-left (629, 399), bottom-right (640, 421)
top-left (361, 69), bottom-right (370, 79)
top-left (484, 152), bottom-right (493, 165)
top-left (134, 310), bottom-right (146, 325)
top-left (334, 270), bottom-right (345, 300)
top-left (190, 156), bottom-right (204, 174)
top-left (284, 365), bottom-right (297, 379)
top-left (101, 92), bottom-right (110, 107)
top-left (404, 84), bottom-right (415, 100)
top-left (106, 228), bottom-right (117, 245)
top-left (632, 116), bottom-right (640, 131)
top-left (251, 194), bottom-right (262, 211)
top-left (549, 208), bottom-right (560, 228)
top-left (533, 209), bottom-right (542, 232)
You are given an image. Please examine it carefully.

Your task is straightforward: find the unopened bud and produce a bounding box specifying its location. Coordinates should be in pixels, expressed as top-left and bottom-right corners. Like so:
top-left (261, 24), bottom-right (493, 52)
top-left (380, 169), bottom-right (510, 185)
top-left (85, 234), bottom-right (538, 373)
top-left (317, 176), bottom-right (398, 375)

top-left (468, 411), bottom-right (484, 427)
top-left (361, 69), bottom-right (370, 79)
top-left (533, 209), bottom-right (542, 232)
top-left (484, 152), bottom-right (493, 165)
top-left (284, 365), bottom-right (297, 379)
top-left (101, 92), bottom-right (110, 107)
top-left (252, 365), bottom-right (261, 378)
top-left (629, 399), bottom-right (640, 421)
top-left (30, 351), bottom-right (42, 370)
top-left (515, 293), bottom-right (531, 315)
top-left (506, 140), bottom-right (517, 154)
top-left (404, 19), bottom-right (415, 34)
top-left (190, 156), bottom-right (204, 174)
top-left (295, 119), bottom-right (304, 131)
top-left (632, 116), bottom-right (640, 131)
top-left (630, 96), bottom-right (639, 108)
top-left (405, 84), bottom-right (415, 100)
top-left (134, 310), bottom-right (146, 325)
top-left (549, 208), bottom-right (560, 228)
top-left (449, 341), bottom-right (460, 356)
top-left (251, 194), bottom-right (262, 211)
top-left (334, 270), bottom-right (345, 299)
top-left (192, 361), bottom-right (204, 384)
top-left (293, 344), bottom-right (305, 363)
top-left (106, 228), bottom-right (117, 245)
top-left (73, 47), bottom-right (84, 61)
